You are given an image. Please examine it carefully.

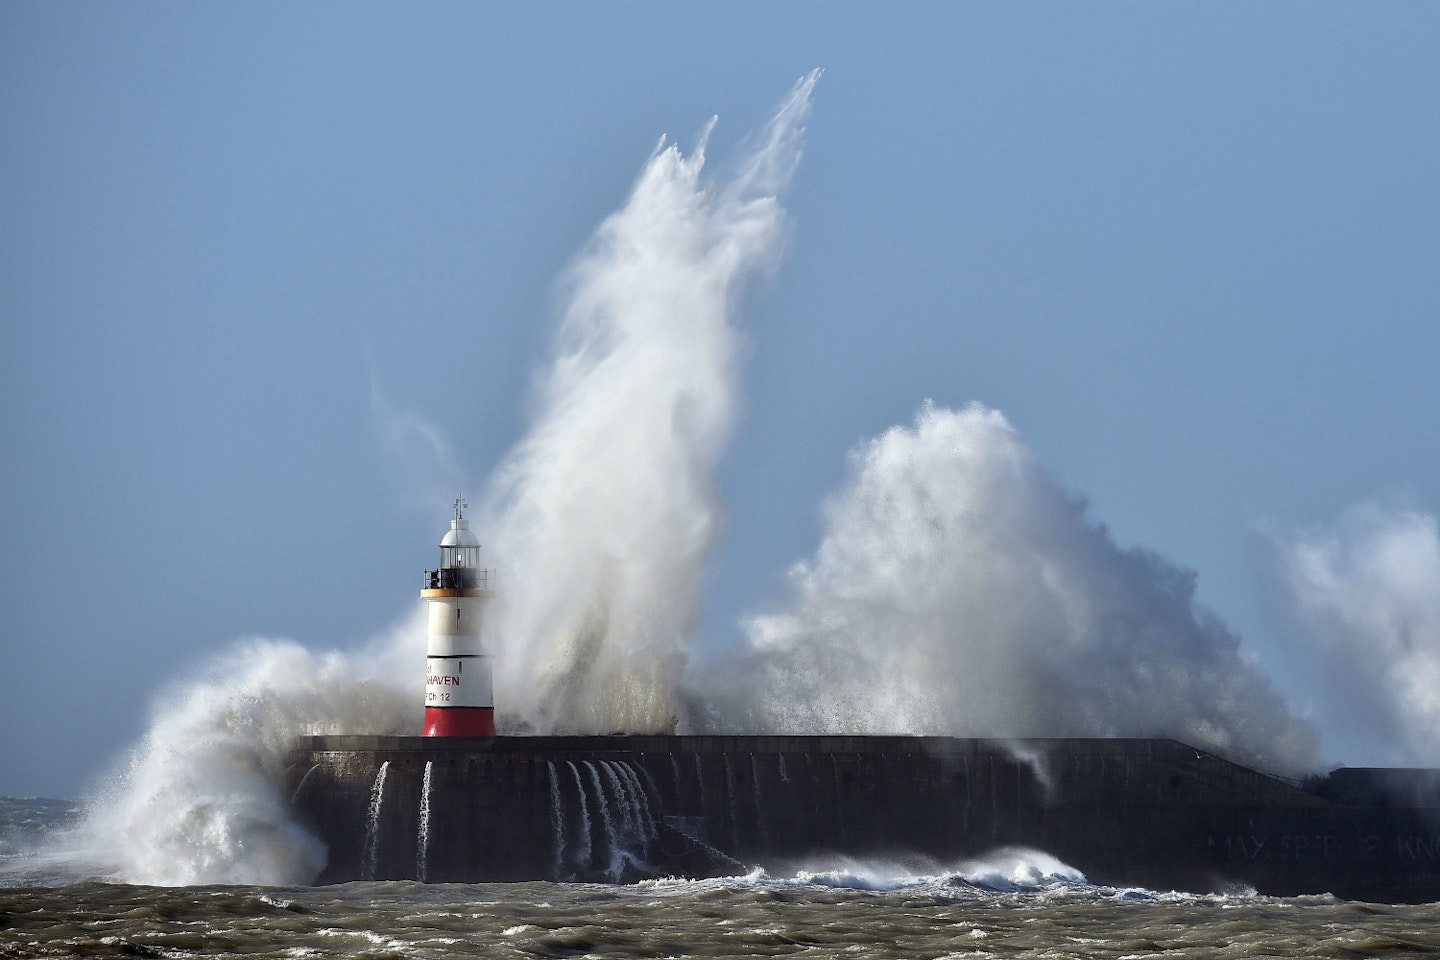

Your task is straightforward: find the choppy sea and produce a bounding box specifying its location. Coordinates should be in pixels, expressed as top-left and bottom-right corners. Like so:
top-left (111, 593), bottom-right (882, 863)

top-left (3, 797), bottom-right (1438, 959)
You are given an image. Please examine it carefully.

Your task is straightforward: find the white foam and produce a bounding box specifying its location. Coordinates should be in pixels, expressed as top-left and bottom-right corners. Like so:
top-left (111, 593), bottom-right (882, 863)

top-left (638, 849), bottom-right (1095, 899)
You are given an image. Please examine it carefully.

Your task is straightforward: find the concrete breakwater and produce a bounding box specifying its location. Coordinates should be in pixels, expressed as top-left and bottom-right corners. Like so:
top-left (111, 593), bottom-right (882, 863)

top-left (285, 735), bottom-right (1440, 902)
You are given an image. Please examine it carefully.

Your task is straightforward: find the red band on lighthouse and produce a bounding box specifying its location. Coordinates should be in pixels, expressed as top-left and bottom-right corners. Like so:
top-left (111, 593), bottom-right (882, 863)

top-left (423, 707), bottom-right (495, 737)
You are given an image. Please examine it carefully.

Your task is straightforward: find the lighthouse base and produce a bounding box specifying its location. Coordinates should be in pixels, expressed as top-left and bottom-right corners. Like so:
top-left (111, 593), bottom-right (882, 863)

top-left (423, 707), bottom-right (495, 737)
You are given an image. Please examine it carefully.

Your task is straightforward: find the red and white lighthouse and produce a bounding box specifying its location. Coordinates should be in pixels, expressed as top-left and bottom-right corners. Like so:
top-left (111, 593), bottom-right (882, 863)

top-left (421, 498), bottom-right (495, 737)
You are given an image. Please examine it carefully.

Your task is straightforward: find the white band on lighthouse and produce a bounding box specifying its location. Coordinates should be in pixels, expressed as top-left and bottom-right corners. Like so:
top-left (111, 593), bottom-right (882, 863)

top-left (424, 656), bottom-right (493, 708)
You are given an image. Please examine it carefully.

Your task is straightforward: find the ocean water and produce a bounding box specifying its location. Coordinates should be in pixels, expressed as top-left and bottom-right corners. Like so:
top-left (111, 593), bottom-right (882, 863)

top-left (3, 798), bottom-right (1438, 959)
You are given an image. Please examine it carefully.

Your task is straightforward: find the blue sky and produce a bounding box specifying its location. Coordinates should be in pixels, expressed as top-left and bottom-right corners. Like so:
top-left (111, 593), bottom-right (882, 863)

top-left (3, 3), bottom-right (1438, 797)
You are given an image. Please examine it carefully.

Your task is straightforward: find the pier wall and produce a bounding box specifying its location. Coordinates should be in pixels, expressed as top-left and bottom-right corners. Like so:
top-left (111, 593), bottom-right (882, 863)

top-left (285, 735), bottom-right (1440, 901)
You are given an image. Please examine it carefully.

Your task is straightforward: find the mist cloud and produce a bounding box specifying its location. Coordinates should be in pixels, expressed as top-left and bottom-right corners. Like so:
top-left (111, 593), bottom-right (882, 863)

top-left (1261, 504), bottom-right (1440, 767)
top-left (700, 403), bottom-right (1318, 775)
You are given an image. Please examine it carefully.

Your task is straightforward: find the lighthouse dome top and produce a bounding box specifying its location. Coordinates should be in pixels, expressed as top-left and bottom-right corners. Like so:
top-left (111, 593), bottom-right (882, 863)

top-left (440, 497), bottom-right (481, 548)
top-left (440, 519), bottom-right (481, 548)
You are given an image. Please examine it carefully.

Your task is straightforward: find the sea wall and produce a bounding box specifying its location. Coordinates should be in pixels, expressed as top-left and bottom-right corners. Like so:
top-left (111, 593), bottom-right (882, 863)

top-left (285, 735), bottom-right (1440, 901)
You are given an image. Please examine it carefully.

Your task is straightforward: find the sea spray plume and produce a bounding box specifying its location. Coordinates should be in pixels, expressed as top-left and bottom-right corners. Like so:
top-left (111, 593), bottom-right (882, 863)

top-left (82, 637), bottom-right (419, 885)
top-left (1260, 504), bottom-right (1440, 766)
top-left (481, 71), bottom-right (820, 734)
top-left (708, 402), bottom-right (1317, 775)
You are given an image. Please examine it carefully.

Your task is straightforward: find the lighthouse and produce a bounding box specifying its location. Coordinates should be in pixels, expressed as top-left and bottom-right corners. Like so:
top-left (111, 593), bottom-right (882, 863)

top-left (421, 498), bottom-right (495, 737)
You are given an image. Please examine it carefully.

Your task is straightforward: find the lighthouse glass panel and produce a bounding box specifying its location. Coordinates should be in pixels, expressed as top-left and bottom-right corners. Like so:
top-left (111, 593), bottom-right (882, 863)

top-left (441, 545), bottom-right (480, 568)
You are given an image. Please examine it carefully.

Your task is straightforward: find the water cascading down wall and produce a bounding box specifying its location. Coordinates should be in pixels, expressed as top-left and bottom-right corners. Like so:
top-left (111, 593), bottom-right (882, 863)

top-left (286, 735), bottom-right (1440, 900)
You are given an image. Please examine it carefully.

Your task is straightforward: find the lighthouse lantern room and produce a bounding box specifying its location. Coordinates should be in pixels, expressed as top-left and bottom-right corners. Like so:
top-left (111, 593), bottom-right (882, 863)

top-left (421, 498), bottom-right (495, 737)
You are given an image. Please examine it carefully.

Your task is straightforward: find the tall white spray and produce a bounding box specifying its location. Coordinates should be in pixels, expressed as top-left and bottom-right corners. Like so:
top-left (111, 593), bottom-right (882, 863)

top-left (481, 71), bottom-right (819, 734)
